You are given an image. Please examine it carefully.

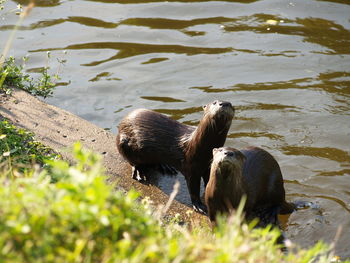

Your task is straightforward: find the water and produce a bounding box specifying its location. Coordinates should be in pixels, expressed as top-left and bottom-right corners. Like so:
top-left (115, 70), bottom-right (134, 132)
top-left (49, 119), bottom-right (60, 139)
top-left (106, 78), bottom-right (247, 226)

top-left (1, 0), bottom-right (349, 258)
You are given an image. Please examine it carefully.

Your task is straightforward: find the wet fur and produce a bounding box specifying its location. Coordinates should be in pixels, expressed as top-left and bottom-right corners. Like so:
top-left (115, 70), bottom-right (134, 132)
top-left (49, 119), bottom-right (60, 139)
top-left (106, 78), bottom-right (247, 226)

top-left (116, 101), bottom-right (235, 212)
top-left (117, 109), bottom-right (193, 169)
top-left (205, 146), bottom-right (295, 224)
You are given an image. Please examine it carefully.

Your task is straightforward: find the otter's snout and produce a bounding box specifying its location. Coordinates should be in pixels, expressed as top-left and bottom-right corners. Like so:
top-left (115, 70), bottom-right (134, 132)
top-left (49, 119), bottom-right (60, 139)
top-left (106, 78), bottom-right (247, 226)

top-left (211, 100), bottom-right (231, 107)
top-left (205, 100), bottom-right (235, 119)
top-left (213, 147), bottom-right (235, 157)
top-left (213, 100), bottom-right (233, 110)
top-left (212, 148), bottom-right (235, 164)
top-left (223, 149), bottom-right (234, 157)
top-left (213, 147), bottom-right (246, 164)
top-left (220, 150), bottom-right (235, 163)
top-left (219, 101), bottom-right (234, 115)
top-left (218, 101), bottom-right (231, 108)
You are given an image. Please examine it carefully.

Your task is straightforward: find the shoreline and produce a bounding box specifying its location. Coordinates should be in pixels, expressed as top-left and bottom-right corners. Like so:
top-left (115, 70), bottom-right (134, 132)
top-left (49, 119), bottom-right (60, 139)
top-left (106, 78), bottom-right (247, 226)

top-left (0, 89), bottom-right (207, 223)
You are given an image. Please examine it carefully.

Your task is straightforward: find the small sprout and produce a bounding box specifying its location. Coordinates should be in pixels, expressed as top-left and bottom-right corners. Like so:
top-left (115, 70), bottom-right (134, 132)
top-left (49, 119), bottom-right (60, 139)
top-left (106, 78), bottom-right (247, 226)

top-left (46, 51), bottom-right (51, 58)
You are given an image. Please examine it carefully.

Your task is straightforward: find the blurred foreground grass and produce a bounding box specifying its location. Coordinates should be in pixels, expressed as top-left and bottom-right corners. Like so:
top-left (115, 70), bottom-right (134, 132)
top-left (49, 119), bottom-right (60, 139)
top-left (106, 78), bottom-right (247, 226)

top-left (0, 136), bottom-right (341, 262)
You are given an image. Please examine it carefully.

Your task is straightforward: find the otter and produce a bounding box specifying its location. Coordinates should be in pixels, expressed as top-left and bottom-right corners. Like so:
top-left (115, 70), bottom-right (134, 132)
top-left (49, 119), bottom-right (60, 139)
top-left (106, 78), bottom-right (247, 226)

top-left (205, 146), bottom-right (295, 225)
top-left (116, 100), bottom-right (235, 213)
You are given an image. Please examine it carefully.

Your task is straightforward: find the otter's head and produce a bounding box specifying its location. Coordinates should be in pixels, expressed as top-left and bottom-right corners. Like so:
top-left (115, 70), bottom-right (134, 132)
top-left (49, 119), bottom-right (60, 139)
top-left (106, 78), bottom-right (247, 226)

top-left (203, 100), bottom-right (235, 121)
top-left (211, 147), bottom-right (246, 182)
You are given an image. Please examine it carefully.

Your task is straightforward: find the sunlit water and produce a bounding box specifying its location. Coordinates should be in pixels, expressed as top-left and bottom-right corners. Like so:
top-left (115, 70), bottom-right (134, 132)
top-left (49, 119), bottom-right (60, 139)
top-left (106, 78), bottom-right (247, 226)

top-left (1, 0), bottom-right (349, 258)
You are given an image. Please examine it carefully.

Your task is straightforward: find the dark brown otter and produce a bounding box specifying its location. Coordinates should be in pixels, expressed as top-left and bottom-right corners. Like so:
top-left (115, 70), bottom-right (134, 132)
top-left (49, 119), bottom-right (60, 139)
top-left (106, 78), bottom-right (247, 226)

top-left (116, 100), bottom-right (235, 213)
top-left (205, 146), bottom-right (295, 225)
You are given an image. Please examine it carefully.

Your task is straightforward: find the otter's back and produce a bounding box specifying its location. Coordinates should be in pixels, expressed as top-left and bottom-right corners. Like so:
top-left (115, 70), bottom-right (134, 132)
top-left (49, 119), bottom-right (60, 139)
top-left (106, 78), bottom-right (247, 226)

top-left (240, 147), bottom-right (285, 209)
top-left (117, 109), bottom-right (194, 169)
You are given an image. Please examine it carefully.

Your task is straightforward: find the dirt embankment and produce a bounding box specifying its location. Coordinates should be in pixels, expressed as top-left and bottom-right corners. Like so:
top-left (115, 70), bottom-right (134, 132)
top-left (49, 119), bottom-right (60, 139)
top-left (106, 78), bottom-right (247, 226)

top-left (0, 89), bottom-right (207, 223)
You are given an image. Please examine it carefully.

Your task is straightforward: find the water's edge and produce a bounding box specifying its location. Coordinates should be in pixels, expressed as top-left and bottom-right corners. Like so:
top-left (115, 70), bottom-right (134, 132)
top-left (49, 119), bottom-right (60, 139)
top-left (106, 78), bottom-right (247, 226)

top-left (0, 89), bottom-right (206, 223)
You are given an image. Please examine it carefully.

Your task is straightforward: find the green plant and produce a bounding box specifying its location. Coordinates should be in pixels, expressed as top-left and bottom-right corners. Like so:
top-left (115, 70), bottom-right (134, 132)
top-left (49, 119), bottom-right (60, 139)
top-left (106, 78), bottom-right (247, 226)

top-left (0, 142), bottom-right (341, 263)
top-left (0, 118), bottom-right (60, 177)
top-left (0, 56), bottom-right (57, 98)
top-left (0, 143), bottom-right (161, 262)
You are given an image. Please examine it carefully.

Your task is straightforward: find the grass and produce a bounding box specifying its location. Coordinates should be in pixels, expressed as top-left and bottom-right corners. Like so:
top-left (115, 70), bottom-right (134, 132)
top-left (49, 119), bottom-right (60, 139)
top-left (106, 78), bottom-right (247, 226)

top-left (0, 118), bottom-right (60, 177)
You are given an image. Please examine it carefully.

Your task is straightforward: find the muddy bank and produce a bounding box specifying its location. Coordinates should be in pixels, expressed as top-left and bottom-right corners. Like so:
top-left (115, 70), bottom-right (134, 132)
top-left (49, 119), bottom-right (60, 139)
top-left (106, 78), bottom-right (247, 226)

top-left (0, 89), bottom-right (207, 223)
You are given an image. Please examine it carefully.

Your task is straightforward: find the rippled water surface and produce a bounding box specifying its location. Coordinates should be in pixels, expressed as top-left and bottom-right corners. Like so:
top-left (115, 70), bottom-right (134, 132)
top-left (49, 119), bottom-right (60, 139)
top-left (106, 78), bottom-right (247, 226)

top-left (1, 0), bottom-right (349, 257)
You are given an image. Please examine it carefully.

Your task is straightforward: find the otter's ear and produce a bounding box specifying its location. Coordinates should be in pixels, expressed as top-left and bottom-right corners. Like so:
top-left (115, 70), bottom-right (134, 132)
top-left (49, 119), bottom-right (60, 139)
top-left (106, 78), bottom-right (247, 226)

top-left (212, 148), bottom-right (218, 154)
top-left (202, 104), bottom-right (207, 110)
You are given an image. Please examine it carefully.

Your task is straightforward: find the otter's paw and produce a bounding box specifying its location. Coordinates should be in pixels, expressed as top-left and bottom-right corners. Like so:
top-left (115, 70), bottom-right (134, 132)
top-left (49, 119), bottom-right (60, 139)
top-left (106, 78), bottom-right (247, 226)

top-left (192, 201), bottom-right (208, 215)
top-left (132, 166), bottom-right (147, 181)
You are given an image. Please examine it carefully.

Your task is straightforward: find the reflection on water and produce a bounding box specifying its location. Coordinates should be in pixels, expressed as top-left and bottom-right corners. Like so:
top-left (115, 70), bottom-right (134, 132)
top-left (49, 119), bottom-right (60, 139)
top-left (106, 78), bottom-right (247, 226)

top-left (32, 42), bottom-right (234, 66)
top-left (1, 0), bottom-right (350, 258)
top-left (223, 15), bottom-right (350, 54)
top-left (317, 169), bottom-right (350, 177)
top-left (5, 15), bottom-right (349, 56)
top-left (141, 96), bottom-right (185, 103)
top-left (281, 146), bottom-right (350, 163)
top-left (155, 106), bottom-right (203, 121)
top-left (14, 0), bottom-right (60, 7)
